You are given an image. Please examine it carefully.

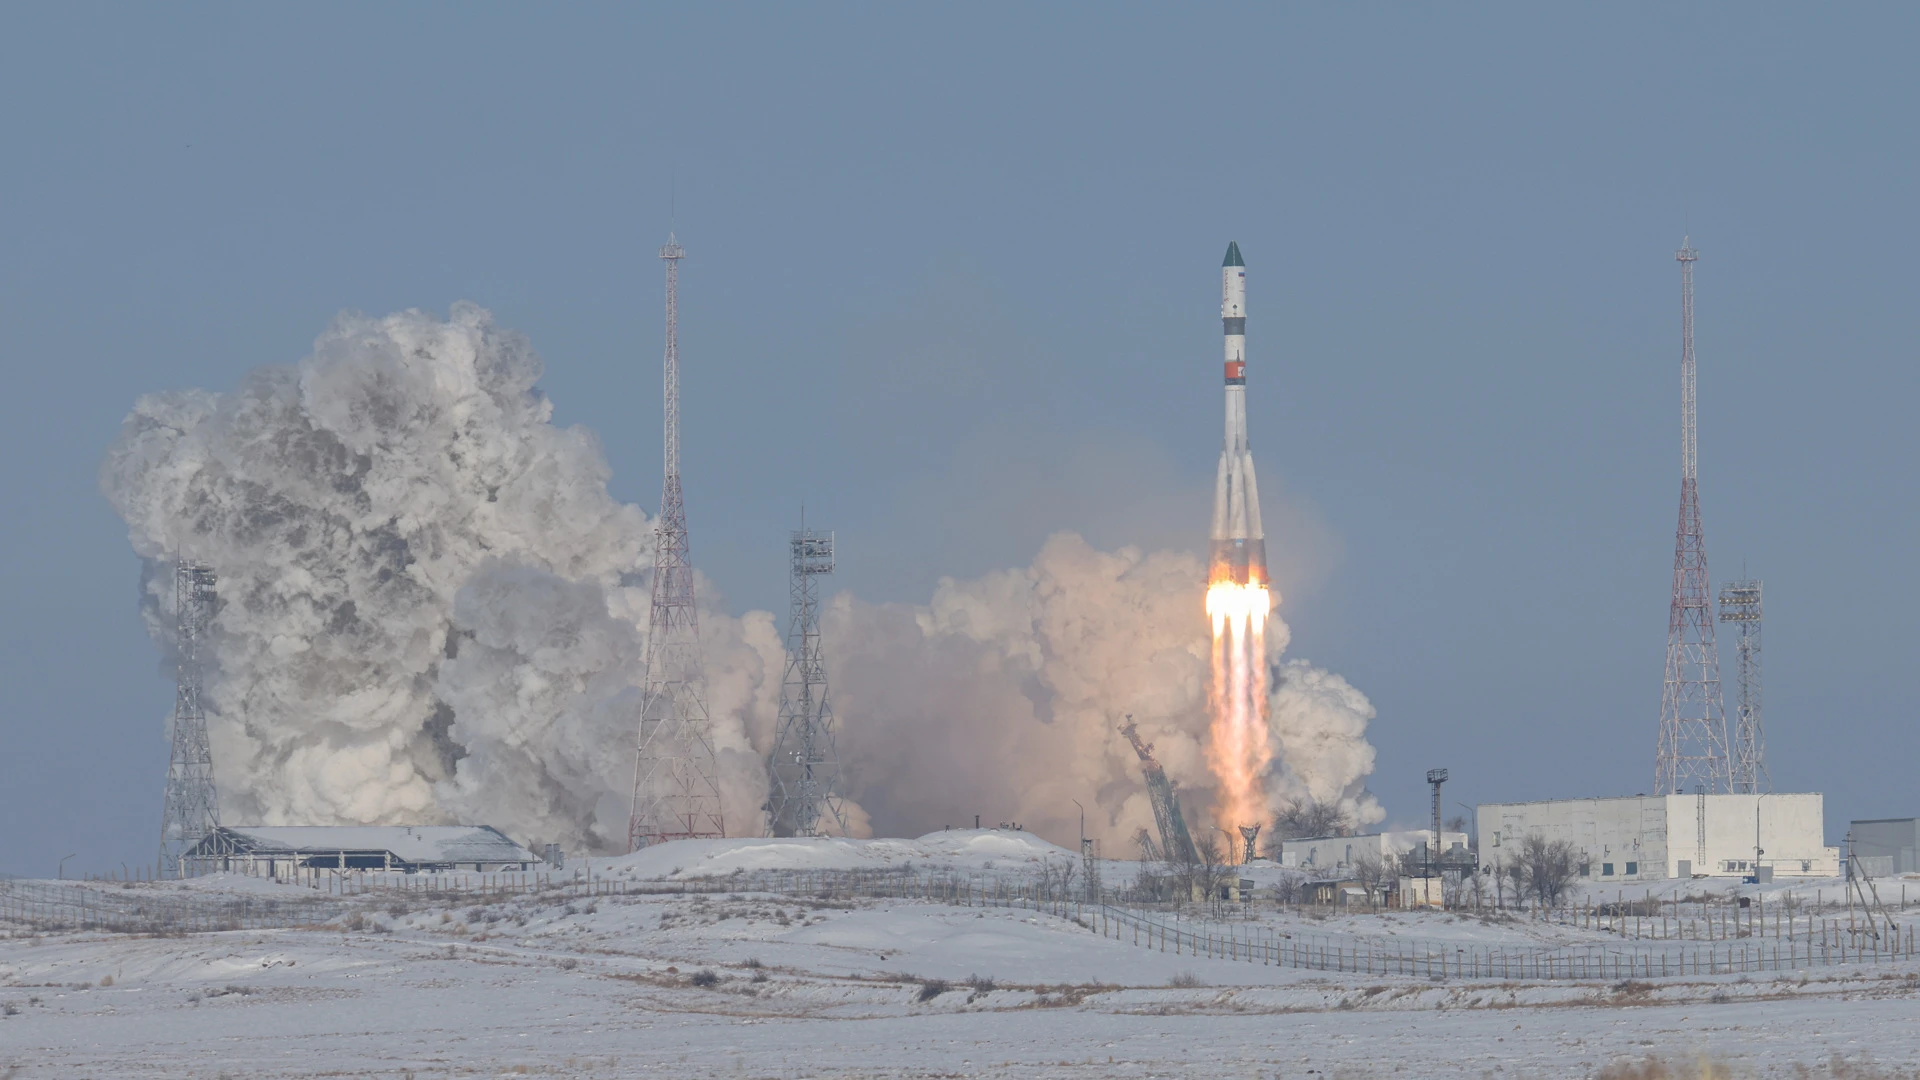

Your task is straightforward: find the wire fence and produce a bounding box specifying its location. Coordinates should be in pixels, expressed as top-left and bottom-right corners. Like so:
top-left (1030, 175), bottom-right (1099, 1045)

top-left (0, 879), bottom-right (352, 934)
top-left (6, 867), bottom-right (1912, 981)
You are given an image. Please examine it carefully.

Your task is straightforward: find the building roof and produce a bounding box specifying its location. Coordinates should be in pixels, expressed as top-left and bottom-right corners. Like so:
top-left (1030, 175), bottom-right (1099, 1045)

top-left (191, 825), bottom-right (535, 865)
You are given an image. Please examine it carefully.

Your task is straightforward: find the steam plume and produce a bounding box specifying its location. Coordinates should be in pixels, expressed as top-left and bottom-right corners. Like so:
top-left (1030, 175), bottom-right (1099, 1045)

top-left (102, 303), bottom-right (1382, 855)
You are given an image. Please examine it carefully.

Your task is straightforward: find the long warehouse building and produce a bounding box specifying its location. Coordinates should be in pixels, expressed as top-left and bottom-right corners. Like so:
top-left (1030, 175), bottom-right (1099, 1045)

top-left (1477, 793), bottom-right (1839, 883)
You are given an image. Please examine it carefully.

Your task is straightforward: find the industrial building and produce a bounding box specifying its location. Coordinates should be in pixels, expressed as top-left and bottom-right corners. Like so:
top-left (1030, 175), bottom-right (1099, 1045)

top-left (1850, 818), bottom-right (1920, 877)
top-left (1276, 829), bottom-right (1470, 873)
top-left (186, 825), bottom-right (540, 875)
top-left (1477, 794), bottom-right (1838, 882)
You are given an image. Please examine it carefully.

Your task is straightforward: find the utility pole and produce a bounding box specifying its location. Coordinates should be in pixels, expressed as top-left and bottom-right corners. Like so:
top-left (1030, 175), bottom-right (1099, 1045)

top-left (1655, 239), bottom-right (1732, 795)
top-left (629, 234), bottom-right (725, 849)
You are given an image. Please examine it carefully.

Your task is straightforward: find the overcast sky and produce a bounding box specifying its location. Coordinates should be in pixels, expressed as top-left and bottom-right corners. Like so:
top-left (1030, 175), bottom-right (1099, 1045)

top-left (3, 5), bottom-right (1916, 875)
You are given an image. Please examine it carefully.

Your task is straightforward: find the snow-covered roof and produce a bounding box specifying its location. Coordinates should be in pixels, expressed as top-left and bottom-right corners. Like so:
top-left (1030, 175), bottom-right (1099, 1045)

top-left (193, 825), bottom-right (536, 866)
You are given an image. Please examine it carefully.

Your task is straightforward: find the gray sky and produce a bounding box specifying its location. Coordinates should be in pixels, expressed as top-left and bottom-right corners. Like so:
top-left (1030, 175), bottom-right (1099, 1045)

top-left (4, 5), bottom-right (1916, 876)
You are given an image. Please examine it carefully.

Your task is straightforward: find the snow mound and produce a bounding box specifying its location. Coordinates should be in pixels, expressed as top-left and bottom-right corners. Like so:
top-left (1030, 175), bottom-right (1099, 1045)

top-left (596, 829), bottom-right (1080, 881)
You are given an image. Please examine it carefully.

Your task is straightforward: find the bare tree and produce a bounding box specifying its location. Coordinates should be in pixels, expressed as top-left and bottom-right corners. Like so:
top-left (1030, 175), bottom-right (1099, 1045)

top-left (1271, 799), bottom-right (1352, 842)
top-left (1514, 834), bottom-right (1581, 908)
top-left (1188, 834), bottom-right (1233, 904)
top-left (1038, 857), bottom-right (1077, 901)
top-left (1272, 872), bottom-right (1305, 907)
top-left (1351, 848), bottom-right (1393, 911)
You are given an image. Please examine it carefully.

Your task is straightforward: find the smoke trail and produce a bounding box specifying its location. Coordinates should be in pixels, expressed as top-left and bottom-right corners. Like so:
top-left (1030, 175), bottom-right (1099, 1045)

top-left (102, 303), bottom-right (1382, 856)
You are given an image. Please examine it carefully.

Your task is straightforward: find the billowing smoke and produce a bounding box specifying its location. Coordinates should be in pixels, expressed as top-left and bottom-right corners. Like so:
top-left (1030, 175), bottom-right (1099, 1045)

top-left (103, 303), bottom-right (1383, 855)
top-left (100, 303), bottom-right (779, 853)
top-left (826, 534), bottom-right (1383, 849)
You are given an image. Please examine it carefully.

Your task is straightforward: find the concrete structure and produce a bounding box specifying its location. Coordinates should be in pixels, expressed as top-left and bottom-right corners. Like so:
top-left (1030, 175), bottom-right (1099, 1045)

top-left (1851, 818), bottom-right (1920, 877)
top-left (1478, 793), bottom-right (1838, 883)
top-left (1277, 830), bottom-right (1469, 873)
top-left (188, 825), bottom-right (539, 874)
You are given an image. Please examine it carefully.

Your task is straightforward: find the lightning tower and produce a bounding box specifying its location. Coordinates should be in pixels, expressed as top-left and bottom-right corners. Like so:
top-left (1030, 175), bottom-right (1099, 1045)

top-left (1654, 240), bottom-right (1731, 795)
top-left (1718, 579), bottom-right (1768, 793)
top-left (158, 562), bottom-right (219, 877)
top-left (767, 519), bottom-right (848, 837)
top-left (629, 234), bottom-right (726, 849)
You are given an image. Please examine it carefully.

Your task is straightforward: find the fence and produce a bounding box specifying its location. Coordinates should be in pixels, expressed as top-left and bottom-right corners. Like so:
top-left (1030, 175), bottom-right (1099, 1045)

top-left (0, 879), bottom-right (351, 934)
top-left (6, 867), bottom-right (1912, 981)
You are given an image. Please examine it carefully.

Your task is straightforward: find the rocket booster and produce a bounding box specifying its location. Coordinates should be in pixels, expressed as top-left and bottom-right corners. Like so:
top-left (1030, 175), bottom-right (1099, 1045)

top-left (1209, 241), bottom-right (1267, 586)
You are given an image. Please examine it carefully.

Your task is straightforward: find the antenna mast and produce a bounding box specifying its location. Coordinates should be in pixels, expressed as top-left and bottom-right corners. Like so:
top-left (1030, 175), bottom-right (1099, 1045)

top-left (1655, 239), bottom-right (1732, 795)
top-left (158, 562), bottom-right (219, 877)
top-left (629, 234), bottom-right (725, 849)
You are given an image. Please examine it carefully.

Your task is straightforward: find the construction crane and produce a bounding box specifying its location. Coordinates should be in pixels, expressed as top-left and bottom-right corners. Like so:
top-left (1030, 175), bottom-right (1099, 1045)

top-left (1120, 715), bottom-right (1199, 866)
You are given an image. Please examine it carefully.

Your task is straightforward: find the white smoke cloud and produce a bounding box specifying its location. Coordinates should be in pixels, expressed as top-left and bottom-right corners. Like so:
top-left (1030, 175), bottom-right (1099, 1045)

top-left (825, 534), bottom-right (1383, 850)
top-left (102, 303), bottom-right (1382, 856)
top-left (100, 303), bottom-right (775, 852)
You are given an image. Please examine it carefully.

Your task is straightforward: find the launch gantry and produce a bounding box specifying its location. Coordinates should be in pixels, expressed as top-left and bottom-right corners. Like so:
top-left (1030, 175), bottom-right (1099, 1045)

top-left (1120, 716), bottom-right (1199, 867)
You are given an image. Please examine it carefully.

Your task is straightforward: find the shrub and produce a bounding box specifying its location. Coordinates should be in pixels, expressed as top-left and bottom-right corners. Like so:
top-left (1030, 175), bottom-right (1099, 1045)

top-left (917, 979), bottom-right (950, 1002)
top-left (690, 969), bottom-right (719, 988)
top-left (965, 974), bottom-right (996, 992)
top-left (1167, 971), bottom-right (1201, 988)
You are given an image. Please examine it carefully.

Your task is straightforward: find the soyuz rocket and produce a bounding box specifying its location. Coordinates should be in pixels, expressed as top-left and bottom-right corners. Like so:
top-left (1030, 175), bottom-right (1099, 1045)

top-left (1209, 241), bottom-right (1267, 587)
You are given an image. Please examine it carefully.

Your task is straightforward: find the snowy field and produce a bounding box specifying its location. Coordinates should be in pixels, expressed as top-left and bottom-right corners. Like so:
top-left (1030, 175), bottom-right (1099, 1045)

top-left (5, 833), bottom-right (1919, 1079)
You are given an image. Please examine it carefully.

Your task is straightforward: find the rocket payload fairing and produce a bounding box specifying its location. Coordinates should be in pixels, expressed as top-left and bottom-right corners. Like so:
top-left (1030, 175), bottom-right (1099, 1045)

top-left (1209, 241), bottom-right (1267, 587)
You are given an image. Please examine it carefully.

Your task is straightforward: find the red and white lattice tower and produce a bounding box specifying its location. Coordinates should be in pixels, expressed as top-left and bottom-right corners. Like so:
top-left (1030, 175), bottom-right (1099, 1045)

top-left (628, 233), bottom-right (726, 850)
top-left (1654, 239), bottom-right (1731, 795)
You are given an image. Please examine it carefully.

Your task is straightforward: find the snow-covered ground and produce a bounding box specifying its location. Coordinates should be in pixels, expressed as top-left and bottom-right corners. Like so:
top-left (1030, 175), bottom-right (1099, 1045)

top-left (5, 835), bottom-right (1919, 1078)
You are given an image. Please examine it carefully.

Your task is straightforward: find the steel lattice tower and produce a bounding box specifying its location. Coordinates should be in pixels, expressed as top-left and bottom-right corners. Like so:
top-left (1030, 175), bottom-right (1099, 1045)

top-left (1718, 579), bottom-right (1769, 793)
top-left (1655, 239), bottom-right (1731, 795)
top-left (628, 234), bottom-right (726, 850)
top-left (766, 521), bottom-right (848, 837)
top-left (158, 562), bottom-right (219, 878)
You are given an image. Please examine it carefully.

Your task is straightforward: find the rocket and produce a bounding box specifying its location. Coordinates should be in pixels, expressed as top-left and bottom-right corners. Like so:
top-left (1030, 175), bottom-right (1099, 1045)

top-left (1209, 241), bottom-right (1267, 586)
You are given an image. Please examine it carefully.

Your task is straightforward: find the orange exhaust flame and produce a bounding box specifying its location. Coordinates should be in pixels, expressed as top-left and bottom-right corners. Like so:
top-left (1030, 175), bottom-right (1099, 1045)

top-left (1206, 578), bottom-right (1273, 838)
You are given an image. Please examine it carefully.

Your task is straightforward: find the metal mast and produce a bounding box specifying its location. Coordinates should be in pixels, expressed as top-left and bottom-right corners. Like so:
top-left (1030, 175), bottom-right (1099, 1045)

top-left (1655, 239), bottom-right (1732, 795)
top-left (158, 562), bottom-right (219, 877)
top-left (1718, 579), bottom-right (1769, 793)
top-left (767, 519), bottom-right (848, 837)
top-left (628, 234), bottom-right (725, 850)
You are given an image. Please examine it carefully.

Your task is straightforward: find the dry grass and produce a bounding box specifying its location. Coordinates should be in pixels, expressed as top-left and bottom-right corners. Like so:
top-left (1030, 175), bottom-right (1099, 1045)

top-left (1596, 1058), bottom-right (1920, 1080)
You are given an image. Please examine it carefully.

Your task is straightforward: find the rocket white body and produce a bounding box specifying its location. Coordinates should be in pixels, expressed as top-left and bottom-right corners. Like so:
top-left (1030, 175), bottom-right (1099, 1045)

top-left (1210, 242), bottom-right (1267, 585)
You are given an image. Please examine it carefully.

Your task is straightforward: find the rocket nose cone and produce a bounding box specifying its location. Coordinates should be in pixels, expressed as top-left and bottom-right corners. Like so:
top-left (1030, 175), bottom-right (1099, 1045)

top-left (1222, 241), bottom-right (1244, 268)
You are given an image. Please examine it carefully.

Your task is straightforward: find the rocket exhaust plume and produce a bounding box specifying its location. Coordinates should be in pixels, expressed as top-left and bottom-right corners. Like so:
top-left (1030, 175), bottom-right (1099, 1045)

top-left (1206, 241), bottom-right (1274, 833)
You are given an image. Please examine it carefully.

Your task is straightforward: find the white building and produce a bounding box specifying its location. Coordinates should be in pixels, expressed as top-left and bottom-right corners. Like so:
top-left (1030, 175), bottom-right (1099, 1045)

top-left (188, 825), bottom-right (540, 875)
top-left (1277, 829), bottom-right (1469, 874)
top-left (1477, 793), bottom-right (1838, 883)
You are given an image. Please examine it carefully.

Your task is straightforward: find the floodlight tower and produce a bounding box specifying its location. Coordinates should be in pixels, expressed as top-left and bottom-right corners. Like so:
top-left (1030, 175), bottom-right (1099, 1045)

top-left (628, 234), bottom-right (726, 850)
top-left (767, 519), bottom-right (848, 837)
top-left (1654, 240), bottom-right (1732, 795)
top-left (1718, 579), bottom-right (1769, 793)
top-left (1427, 768), bottom-right (1447, 877)
top-left (158, 562), bottom-right (219, 877)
